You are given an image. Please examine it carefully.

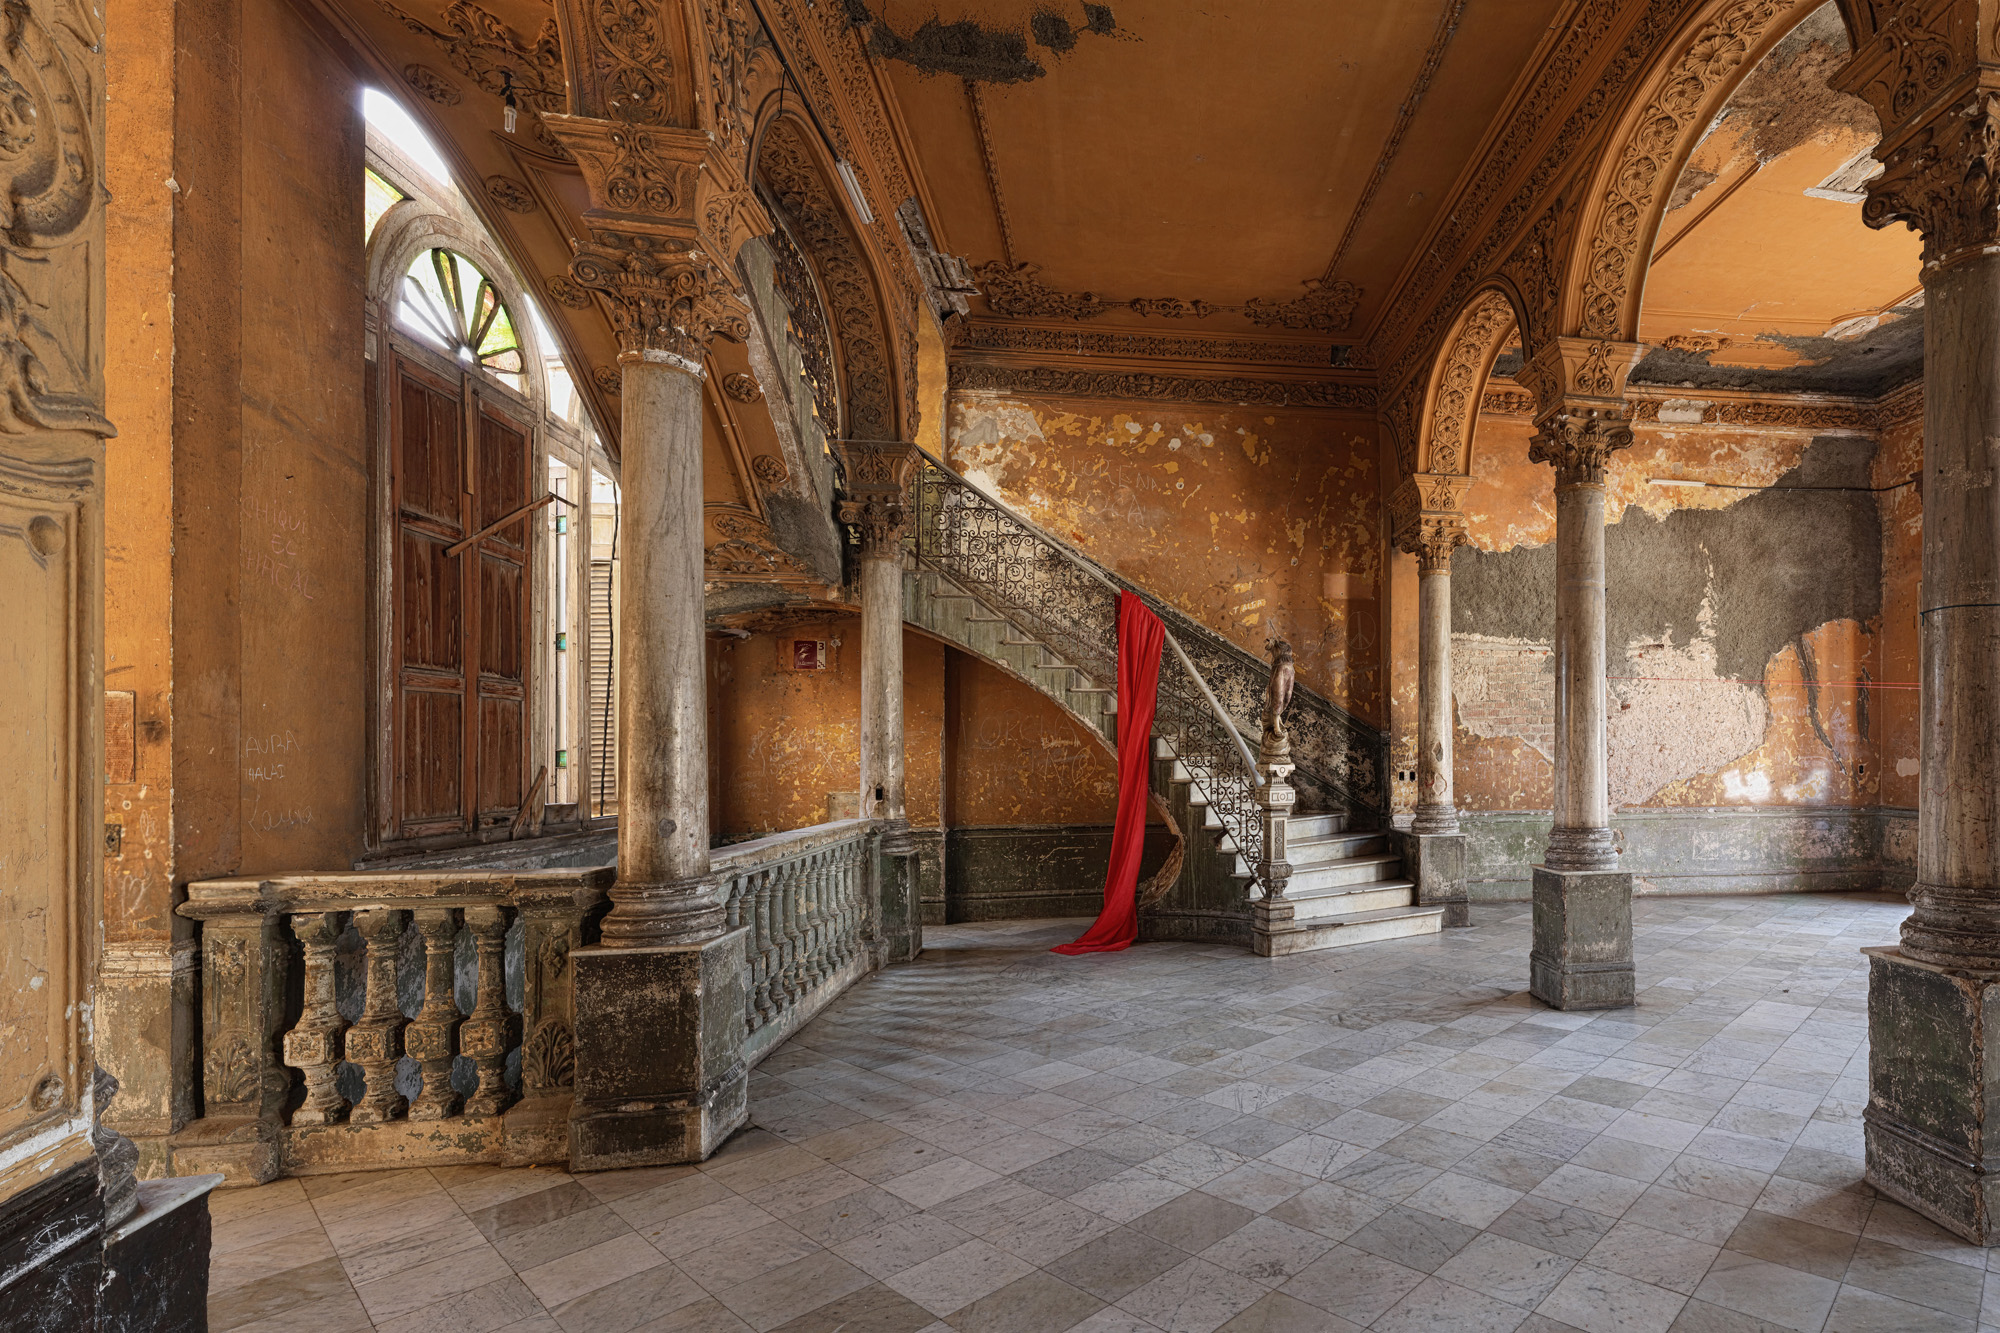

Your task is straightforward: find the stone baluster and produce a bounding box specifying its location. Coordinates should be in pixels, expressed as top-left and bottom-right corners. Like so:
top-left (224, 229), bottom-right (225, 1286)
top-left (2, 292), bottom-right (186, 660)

top-left (348, 907), bottom-right (410, 1123)
top-left (1831, 11), bottom-right (2000, 1243)
top-left (461, 906), bottom-right (517, 1116)
top-left (751, 869), bottom-right (775, 1028)
top-left (1520, 338), bottom-right (1644, 1010)
top-left (407, 907), bottom-right (462, 1120)
top-left (834, 440), bottom-right (924, 965)
top-left (284, 911), bottom-right (349, 1125)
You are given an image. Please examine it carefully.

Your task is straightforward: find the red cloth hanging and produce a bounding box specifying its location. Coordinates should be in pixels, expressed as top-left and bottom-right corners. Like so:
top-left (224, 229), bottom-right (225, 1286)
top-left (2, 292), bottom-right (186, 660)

top-left (1054, 590), bottom-right (1165, 956)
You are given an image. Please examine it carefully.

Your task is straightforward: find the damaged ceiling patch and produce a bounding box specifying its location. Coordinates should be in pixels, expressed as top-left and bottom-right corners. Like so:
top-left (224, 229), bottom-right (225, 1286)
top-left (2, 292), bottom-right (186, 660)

top-left (859, 3), bottom-right (1120, 82)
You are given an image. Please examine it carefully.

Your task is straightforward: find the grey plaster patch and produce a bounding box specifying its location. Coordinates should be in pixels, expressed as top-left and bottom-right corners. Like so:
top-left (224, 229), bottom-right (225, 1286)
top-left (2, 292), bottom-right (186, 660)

top-left (1452, 434), bottom-right (1882, 686)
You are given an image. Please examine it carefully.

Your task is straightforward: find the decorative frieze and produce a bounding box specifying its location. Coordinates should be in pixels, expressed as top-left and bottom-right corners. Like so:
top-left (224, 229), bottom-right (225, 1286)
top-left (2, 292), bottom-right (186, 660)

top-left (950, 363), bottom-right (1375, 411)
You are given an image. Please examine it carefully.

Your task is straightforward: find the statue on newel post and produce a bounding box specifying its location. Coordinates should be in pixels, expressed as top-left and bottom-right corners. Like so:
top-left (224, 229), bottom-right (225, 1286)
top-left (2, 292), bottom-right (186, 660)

top-left (1253, 640), bottom-right (1298, 938)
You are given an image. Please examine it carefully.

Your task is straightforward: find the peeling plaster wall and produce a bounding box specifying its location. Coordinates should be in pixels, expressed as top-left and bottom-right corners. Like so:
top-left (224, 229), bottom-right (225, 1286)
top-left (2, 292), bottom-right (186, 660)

top-left (708, 620), bottom-right (946, 839)
top-left (945, 651), bottom-right (1119, 826)
top-left (1442, 407), bottom-right (1916, 895)
top-left (946, 393), bottom-right (1384, 723)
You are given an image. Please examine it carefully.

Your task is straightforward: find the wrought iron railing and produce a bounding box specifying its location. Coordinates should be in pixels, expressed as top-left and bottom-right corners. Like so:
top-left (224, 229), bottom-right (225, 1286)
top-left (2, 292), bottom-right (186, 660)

top-left (911, 451), bottom-right (1269, 878)
top-left (910, 450), bottom-right (1387, 825)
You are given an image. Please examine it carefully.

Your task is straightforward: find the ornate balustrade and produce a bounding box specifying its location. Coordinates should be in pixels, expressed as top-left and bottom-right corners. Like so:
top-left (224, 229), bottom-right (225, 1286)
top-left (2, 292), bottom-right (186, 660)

top-left (173, 868), bottom-right (611, 1183)
top-left (175, 820), bottom-right (882, 1183)
top-left (717, 818), bottom-right (878, 1067)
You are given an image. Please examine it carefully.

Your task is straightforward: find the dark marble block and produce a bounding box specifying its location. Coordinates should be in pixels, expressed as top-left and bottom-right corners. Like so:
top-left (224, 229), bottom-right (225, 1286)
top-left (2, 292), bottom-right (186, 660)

top-left (1529, 866), bottom-right (1634, 1010)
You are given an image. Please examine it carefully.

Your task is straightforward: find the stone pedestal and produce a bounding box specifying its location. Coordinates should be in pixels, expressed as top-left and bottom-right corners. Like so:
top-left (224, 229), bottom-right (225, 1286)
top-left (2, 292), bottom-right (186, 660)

top-left (1862, 947), bottom-right (2000, 1242)
top-left (1529, 867), bottom-right (1633, 1009)
top-left (568, 929), bottom-right (750, 1169)
top-left (1400, 831), bottom-right (1468, 929)
top-left (875, 824), bottom-right (922, 965)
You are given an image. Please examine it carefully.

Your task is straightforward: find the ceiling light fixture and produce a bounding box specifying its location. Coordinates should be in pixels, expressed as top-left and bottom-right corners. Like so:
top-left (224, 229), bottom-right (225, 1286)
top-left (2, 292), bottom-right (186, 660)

top-left (500, 69), bottom-right (519, 134)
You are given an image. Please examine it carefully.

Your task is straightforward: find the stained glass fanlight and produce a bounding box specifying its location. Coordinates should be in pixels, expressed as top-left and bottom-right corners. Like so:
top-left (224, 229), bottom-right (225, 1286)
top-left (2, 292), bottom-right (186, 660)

top-left (398, 248), bottom-right (527, 393)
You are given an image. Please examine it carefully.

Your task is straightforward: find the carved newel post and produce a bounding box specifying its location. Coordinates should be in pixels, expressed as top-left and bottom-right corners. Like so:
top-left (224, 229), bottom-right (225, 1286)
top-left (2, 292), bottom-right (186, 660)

top-left (1523, 337), bottom-right (1644, 1009)
top-left (834, 441), bottom-right (924, 965)
top-left (1250, 641), bottom-right (1298, 946)
top-left (1391, 475), bottom-right (1472, 928)
top-left (1834, 6), bottom-right (2000, 1242)
top-left (541, 102), bottom-right (771, 1165)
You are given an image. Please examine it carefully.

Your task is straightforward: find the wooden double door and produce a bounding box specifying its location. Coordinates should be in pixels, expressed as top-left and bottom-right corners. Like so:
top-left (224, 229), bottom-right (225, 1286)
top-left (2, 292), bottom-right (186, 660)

top-left (389, 352), bottom-right (536, 840)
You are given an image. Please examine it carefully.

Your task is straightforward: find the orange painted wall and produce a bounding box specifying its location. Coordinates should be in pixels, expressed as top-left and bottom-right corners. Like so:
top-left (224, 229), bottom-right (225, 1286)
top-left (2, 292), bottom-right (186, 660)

top-left (946, 394), bottom-right (1385, 724)
top-left (1448, 405), bottom-right (1911, 813)
top-left (945, 653), bottom-right (1119, 827)
top-left (709, 620), bottom-right (945, 839)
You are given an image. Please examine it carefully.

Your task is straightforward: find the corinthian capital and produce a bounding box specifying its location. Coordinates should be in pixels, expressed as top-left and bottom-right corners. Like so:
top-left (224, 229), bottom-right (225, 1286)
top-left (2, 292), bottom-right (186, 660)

top-left (1866, 87), bottom-right (2000, 263)
top-left (1528, 408), bottom-right (1634, 486)
top-left (833, 441), bottom-right (921, 558)
top-left (1520, 336), bottom-right (1642, 486)
top-left (1389, 473), bottom-right (1471, 573)
top-left (570, 237), bottom-right (749, 367)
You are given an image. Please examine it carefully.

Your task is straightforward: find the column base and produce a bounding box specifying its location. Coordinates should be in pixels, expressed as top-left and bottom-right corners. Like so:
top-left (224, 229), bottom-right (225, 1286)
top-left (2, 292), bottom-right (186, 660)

top-left (1862, 946), bottom-right (2000, 1244)
top-left (1529, 866), bottom-right (1633, 1010)
top-left (568, 930), bottom-right (749, 1170)
top-left (1544, 825), bottom-right (1618, 872)
top-left (1398, 831), bottom-right (1468, 928)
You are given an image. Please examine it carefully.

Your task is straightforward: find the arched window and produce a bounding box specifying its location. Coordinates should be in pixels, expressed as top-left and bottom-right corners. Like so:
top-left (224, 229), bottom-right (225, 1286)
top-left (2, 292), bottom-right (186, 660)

top-left (398, 249), bottom-right (527, 395)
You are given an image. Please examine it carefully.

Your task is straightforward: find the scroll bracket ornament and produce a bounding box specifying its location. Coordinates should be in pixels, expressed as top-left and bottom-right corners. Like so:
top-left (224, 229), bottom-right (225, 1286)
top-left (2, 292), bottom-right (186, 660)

top-left (832, 440), bottom-right (920, 558)
top-left (1521, 337), bottom-right (1645, 486)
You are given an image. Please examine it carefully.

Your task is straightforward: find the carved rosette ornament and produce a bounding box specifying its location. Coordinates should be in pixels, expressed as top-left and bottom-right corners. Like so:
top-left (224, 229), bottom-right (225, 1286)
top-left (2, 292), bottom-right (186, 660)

top-left (1521, 337), bottom-right (1645, 486)
top-left (832, 441), bottom-right (920, 558)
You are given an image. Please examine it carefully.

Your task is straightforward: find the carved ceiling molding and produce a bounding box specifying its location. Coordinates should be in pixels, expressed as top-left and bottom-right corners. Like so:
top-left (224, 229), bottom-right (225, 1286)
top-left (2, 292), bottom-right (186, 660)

top-left (378, 0), bottom-right (565, 113)
top-left (759, 116), bottom-right (899, 441)
top-left (763, 0), bottom-right (924, 430)
top-left (1372, 0), bottom-right (1689, 387)
top-left (951, 363), bottom-right (1376, 412)
top-left (959, 321), bottom-right (1345, 369)
top-left (1572, 0), bottom-right (1794, 342)
top-left (1418, 289), bottom-right (1516, 477)
top-left (972, 261), bottom-right (1363, 334)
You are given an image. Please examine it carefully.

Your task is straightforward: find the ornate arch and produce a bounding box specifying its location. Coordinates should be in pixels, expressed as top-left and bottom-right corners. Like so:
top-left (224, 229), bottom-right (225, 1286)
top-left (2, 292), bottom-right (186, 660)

top-left (1556, 0), bottom-right (1828, 344)
top-left (1416, 287), bottom-right (1521, 477)
top-left (752, 111), bottom-right (910, 443)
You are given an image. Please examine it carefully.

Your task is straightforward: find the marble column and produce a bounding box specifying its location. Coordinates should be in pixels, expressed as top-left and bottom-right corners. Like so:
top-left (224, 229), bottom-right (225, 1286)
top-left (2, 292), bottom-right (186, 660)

top-left (561, 250), bottom-right (749, 1169)
top-left (1391, 475), bottom-right (1472, 927)
top-left (1523, 338), bottom-right (1643, 1009)
top-left (834, 441), bottom-right (923, 964)
top-left (604, 356), bottom-right (721, 947)
top-left (1832, 25), bottom-right (2000, 1239)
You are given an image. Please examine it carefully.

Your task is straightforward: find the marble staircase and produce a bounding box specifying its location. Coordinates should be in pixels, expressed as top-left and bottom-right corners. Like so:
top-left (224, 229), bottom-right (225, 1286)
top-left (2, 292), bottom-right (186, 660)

top-left (907, 563), bottom-right (1439, 953)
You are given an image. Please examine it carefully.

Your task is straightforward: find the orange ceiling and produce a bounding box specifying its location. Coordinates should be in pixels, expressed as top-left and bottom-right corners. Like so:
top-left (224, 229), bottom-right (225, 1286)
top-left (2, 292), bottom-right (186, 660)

top-left (874, 0), bottom-right (1569, 334)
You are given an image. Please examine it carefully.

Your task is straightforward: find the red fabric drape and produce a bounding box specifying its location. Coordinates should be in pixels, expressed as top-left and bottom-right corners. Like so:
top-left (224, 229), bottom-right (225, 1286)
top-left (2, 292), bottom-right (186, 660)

top-left (1054, 590), bottom-right (1164, 956)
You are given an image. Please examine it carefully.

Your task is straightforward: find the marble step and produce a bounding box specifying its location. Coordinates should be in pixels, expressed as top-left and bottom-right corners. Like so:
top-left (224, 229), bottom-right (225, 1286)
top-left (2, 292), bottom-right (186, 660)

top-left (1289, 812), bottom-right (1352, 840)
top-left (1283, 878), bottom-right (1416, 921)
top-left (1289, 832), bottom-right (1388, 863)
top-left (1254, 903), bottom-right (1444, 957)
top-left (1288, 852), bottom-right (1403, 892)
